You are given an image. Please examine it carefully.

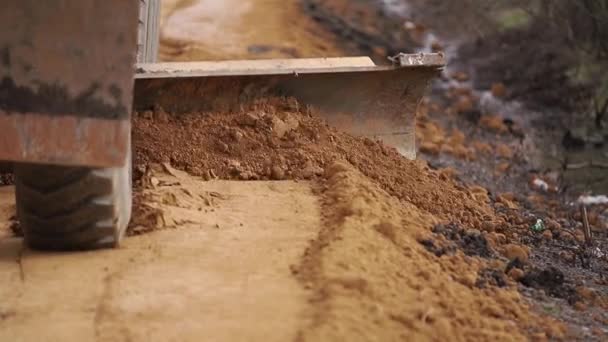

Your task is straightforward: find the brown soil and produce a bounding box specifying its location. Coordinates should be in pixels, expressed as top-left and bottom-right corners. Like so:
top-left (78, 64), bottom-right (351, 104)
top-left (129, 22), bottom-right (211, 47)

top-left (134, 98), bottom-right (496, 232)
top-left (159, 0), bottom-right (344, 61)
top-left (0, 173), bottom-right (321, 342)
top-left (2, 1), bottom-right (606, 340)
top-left (132, 98), bottom-right (567, 340)
top-left (296, 162), bottom-right (566, 341)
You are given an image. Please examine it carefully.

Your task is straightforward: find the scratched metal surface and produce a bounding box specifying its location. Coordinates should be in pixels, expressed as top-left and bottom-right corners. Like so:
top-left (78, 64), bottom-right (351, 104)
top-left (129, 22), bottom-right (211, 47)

top-left (0, 0), bottom-right (138, 167)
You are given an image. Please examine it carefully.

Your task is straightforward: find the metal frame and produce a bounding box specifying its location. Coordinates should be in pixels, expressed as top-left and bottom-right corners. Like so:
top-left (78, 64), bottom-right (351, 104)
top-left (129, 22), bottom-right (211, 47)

top-left (0, 0), bottom-right (139, 167)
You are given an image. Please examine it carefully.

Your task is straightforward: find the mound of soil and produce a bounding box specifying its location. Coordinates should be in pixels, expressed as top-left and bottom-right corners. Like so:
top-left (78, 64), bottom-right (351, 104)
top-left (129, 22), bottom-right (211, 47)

top-left (133, 97), bottom-right (568, 339)
top-left (296, 162), bottom-right (565, 341)
top-left (134, 97), bottom-right (497, 232)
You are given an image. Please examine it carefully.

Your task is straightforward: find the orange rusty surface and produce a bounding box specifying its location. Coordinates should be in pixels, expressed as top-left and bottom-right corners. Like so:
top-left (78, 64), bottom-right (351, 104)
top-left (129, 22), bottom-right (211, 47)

top-left (0, 111), bottom-right (129, 167)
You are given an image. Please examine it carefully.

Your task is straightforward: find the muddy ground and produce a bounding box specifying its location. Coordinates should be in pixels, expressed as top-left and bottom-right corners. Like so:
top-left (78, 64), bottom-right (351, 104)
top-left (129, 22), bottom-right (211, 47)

top-left (1, 0), bottom-right (608, 341)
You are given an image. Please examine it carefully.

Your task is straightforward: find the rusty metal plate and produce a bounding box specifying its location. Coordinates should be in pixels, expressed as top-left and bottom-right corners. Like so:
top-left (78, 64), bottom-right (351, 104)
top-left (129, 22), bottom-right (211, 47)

top-left (0, 0), bottom-right (138, 167)
top-left (0, 112), bottom-right (130, 167)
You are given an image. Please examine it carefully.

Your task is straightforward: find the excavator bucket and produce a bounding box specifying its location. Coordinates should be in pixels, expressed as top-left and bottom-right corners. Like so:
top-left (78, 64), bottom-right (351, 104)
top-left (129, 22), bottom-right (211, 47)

top-left (133, 53), bottom-right (444, 159)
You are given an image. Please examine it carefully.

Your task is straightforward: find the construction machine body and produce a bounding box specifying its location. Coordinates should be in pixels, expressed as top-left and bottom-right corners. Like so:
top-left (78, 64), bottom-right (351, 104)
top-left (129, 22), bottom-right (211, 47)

top-left (0, 0), bottom-right (443, 250)
top-left (0, 0), bottom-right (139, 167)
top-left (135, 55), bottom-right (443, 159)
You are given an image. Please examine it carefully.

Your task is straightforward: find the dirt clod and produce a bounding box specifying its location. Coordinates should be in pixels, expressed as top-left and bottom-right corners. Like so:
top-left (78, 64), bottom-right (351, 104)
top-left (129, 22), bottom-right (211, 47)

top-left (476, 268), bottom-right (508, 288)
top-left (431, 223), bottom-right (494, 258)
top-left (503, 244), bottom-right (529, 263)
top-left (508, 267), bottom-right (525, 281)
top-left (491, 83), bottom-right (507, 98)
top-left (271, 165), bottom-right (286, 180)
top-left (520, 267), bottom-right (578, 303)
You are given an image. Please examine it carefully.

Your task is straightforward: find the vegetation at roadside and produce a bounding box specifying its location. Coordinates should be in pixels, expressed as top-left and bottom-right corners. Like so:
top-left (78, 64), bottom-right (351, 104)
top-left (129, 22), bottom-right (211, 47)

top-left (487, 0), bottom-right (608, 125)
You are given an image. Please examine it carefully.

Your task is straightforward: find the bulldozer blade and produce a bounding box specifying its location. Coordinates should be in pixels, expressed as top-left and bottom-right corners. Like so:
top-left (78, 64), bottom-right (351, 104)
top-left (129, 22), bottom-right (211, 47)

top-left (133, 54), bottom-right (444, 159)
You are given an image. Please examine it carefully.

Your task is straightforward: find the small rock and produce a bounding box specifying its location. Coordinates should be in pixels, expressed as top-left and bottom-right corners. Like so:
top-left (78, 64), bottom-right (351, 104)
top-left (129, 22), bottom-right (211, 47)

top-left (272, 115), bottom-right (299, 138)
top-left (574, 230), bottom-right (586, 243)
top-left (228, 160), bottom-right (241, 169)
top-left (529, 332), bottom-right (547, 342)
top-left (141, 110), bottom-right (154, 120)
top-left (301, 162), bottom-right (324, 179)
top-left (503, 244), bottom-right (529, 263)
top-left (558, 250), bottom-right (575, 263)
top-left (372, 45), bottom-right (387, 56)
top-left (218, 142), bottom-right (229, 153)
top-left (576, 286), bottom-right (596, 300)
top-left (271, 166), bottom-right (285, 180)
top-left (497, 194), bottom-right (518, 209)
top-left (203, 170), bottom-right (212, 181)
top-left (545, 218), bottom-right (561, 231)
top-left (542, 230), bottom-right (553, 240)
top-left (469, 185), bottom-right (490, 203)
top-left (491, 83), bottom-right (507, 98)
top-left (440, 144), bottom-right (454, 155)
top-left (449, 129), bottom-right (466, 145)
top-left (479, 115), bottom-right (509, 134)
top-left (153, 106), bottom-right (170, 123)
top-left (452, 71), bottom-right (470, 82)
top-left (481, 221), bottom-right (496, 232)
top-left (228, 161), bottom-right (244, 177)
top-left (403, 21), bottom-right (416, 30)
top-left (451, 145), bottom-right (472, 160)
top-left (455, 96), bottom-right (474, 113)
top-left (472, 141), bottom-right (493, 155)
top-left (573, 302), bottom-right (587, 311)
top-left (282, 98), bottom-right (300, 112)
top-left (240, 113), bottom-right (259, 127)
top-left (420, 142), bottom-right (440, 155)
top-left (460, 272), bottom-right (477, 288)
top-left (496, 144), bottom-right (514, 159)
top-left (230, 129), bottom-right (244, 142)
top-left (437, 167), bottom-right (458, 181)
top-left (239, 171), bottom-right (257, 180)
top-left (496, 162), bottom-right (510, 174)
top-left (431, 41), bottom-right (443, 52)
top-left (592, 327), bottom-right (605, 338)
top-left (508, 268), bottom-right (525, 281)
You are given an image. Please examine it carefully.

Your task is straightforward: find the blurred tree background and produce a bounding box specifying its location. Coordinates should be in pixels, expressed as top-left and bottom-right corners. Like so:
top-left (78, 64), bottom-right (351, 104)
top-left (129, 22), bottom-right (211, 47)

top-left (467, 0), bottom-right (608, 127)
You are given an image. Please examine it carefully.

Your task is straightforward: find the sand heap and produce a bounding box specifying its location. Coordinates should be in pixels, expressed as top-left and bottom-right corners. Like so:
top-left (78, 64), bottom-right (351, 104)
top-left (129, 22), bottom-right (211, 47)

top-left (134, 98), bottom-right (496, 232)
top-left (133, 97), bottom-right (565, 340)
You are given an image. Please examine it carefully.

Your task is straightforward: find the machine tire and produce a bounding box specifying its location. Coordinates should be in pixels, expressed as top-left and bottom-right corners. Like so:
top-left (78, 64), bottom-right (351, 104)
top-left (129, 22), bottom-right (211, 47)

top-left (14, 149), bottom-right (132, 250)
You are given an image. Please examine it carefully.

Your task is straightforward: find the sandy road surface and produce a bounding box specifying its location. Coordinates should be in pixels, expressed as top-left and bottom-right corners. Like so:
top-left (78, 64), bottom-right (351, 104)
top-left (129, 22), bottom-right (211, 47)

top-left (160, 0), bottom-right (343, 60)
top-left (0, 170), bottom-right (320, 341)
top-left (2, 1), bottom-right (601, 340)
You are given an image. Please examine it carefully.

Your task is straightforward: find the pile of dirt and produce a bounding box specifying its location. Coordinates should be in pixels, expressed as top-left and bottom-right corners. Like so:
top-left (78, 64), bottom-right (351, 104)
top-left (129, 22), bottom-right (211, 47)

top-left (295, 162), bottom-right (565, 341)
top-left (133, 97), bottom-right (569, 339)
top-left (134, 97), bottom-right (498, 233)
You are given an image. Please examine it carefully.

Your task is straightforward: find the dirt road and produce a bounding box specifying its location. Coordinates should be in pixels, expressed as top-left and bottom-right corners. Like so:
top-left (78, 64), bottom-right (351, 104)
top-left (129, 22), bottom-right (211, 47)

top-left (159, 0), bottom-right (343, 61)
top-left (1, 1), bottom-right (606, 341)
top-left (0, 172), bottom-right (319, 341)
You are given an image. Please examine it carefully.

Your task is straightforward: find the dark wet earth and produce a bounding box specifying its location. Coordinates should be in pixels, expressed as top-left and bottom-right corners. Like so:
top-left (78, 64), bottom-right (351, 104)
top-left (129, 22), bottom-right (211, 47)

top-left (305, 0), bottom-right (608, 339)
